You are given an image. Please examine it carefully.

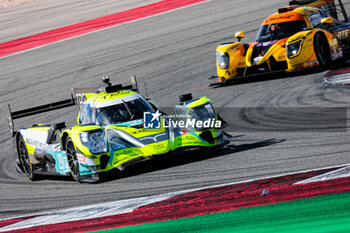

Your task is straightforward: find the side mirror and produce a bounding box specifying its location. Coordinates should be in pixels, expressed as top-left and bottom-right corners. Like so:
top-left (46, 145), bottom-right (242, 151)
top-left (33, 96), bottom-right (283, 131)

top-left (179, 93), bottom-right (193, 103)
top-left (235, 31), bottom-right (244, 42)
top-left (321, 17), bottom-right (333, 24)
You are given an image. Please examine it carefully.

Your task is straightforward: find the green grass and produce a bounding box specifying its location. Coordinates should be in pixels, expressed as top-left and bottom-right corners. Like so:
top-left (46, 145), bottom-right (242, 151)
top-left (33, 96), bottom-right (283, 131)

top-left (91, 192), bottom-right (350, 233)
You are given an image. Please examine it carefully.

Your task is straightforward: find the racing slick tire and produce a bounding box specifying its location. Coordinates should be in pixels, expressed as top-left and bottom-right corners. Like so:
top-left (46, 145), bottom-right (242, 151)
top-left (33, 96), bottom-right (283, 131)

top-left (18, 135), bottom-right (37, 181)
top-left (66, 137), bottom-right (81, 183)
top-left (314, 33), bottom-right (330, 67)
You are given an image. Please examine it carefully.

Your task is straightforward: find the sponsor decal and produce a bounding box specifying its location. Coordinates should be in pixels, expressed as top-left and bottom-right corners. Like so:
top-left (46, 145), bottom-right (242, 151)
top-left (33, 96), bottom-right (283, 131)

top-left (256, 40), bottom-right (277, 47)
top-left (139, 133), bottom-right (166, 142)
top-left (152, 143), bottom-right (166, 149)
top-left (329, 38), bottom-right (337, 47)
top-left (57, 152), bottom-right (69, 172)
top-left (74, 93), bottom-right (87, 105)
top-left (111, 144), bottom-right (127, 150)
top-left (174, 130), bottom-right (188, 137)
top-left (77, 154), bottom-right (87, 163)
top-left (46, 150), bottom-right (70, 173)
top-left (336, 29), bottom-right (349, 40)
top-left (179, 130), bottom-right (187, 135)
top-left (266, 14), bottom-right (294, 23)
top-left (253, 56), bottom-right (263, 63)
top-left (306, 60), bottom-right (319, 67)
top-left (330, 44), bottom-right (342, 60)
top-left (25, 138), bottom-right (46, 149)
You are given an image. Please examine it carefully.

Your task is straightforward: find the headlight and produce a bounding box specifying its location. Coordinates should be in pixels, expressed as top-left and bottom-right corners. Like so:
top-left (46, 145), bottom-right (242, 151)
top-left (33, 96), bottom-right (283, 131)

top-left (80, 130), bottom-right (108, 154)
top-left (216, 52), bottom-right (229, 69)
top-left (287, 39), bottom-right (303, 59)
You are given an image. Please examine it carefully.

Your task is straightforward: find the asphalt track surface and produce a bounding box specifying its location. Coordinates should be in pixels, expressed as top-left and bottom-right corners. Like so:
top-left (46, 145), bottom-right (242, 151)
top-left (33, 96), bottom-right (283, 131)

top-left (0, 0), bottom-right (350, 219)
top-left (0, 0), bottom-right (159, 43)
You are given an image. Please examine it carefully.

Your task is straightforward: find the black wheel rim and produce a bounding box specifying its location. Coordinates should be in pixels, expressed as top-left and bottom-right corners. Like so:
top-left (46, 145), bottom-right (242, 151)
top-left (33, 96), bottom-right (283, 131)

top-left (66, 140), bottom-right (80, 179)
top-left (19, 139), bottom-right (31, 176)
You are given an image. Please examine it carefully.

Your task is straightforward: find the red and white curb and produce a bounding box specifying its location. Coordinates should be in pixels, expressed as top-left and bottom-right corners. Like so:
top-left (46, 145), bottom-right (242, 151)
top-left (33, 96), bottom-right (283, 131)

top-left (324, 68), bottom-right (350, 86)
top-left (295, 166), bottom-right (350, 184)
top-left (1, 164), bottom-right (350, 233)
top-left (0, 0), bottom-right (210, 59)
top-left (0, 191), bottom-right (185, 232)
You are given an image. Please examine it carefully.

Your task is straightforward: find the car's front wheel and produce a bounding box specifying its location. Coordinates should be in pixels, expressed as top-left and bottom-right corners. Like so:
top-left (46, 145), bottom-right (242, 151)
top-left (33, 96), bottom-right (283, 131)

top-left (314, 33), bottom-right (330, 67)
top-left (18, 135), bottom-right (37, 181)
top-left (66, 137), bottom-right (81, 183)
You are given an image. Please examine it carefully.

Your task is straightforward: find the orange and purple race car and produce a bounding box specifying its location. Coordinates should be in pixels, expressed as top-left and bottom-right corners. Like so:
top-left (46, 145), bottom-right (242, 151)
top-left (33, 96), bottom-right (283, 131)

top-left (212, 0), bottom-right (350, 85)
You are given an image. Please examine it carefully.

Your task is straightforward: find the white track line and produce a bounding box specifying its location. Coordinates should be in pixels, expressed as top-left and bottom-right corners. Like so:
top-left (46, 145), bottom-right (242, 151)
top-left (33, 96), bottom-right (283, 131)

top-left (294, 166), bottom-right (350, 184)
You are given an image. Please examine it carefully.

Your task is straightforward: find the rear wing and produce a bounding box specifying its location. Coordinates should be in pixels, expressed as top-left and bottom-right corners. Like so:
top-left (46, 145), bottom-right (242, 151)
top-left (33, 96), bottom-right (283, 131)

top-left (289, 0), bottom-right (348, 21)
top-left (7, 76), bottom-right (139, 137)
top-left (7, 99), bottom-right (75, 137)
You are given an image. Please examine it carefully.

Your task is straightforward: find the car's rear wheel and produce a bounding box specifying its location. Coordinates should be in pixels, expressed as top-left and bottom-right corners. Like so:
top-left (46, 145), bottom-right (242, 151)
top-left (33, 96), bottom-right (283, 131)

top-left (314, 33), bottom-right (330, 67)
top-left (66, 137), bottom-right (81, 182)
top-left (18, 135), bottom-right (36, 181)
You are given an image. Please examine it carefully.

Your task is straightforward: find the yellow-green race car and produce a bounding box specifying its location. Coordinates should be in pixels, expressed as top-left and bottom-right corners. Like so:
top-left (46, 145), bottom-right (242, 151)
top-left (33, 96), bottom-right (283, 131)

top-left (7, 77), bottom-right (229, 183)
top-left (212, 0), bottom-right (350, 85)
